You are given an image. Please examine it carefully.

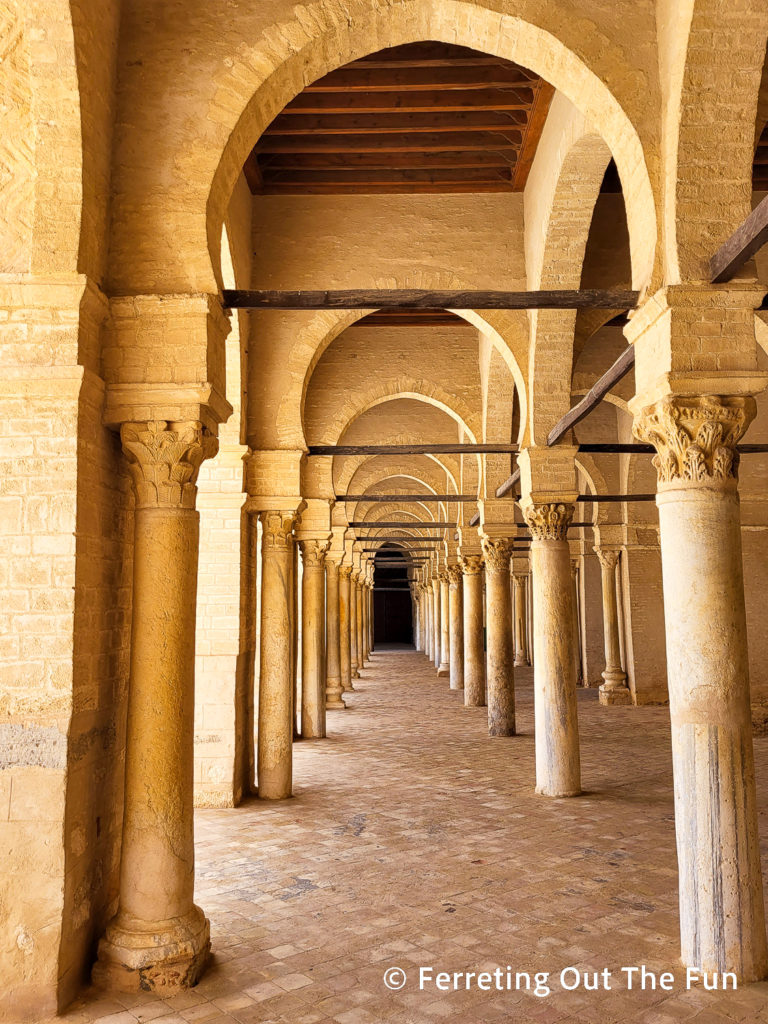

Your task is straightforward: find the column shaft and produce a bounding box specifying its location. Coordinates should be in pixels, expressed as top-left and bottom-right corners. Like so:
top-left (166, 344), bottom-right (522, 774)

top-left (356, 581), bottom-right (365, 670)
top-left (513, 574), bottom-right (528, 667)
top-left (339, 567), bottom-right (354, 692)
top-left (299, 541), bottom-right (328, 738)
top-left (431, 579), bottom-right (441, 668)
top-left (447, 567), bottom-right (464, 691)
top-left (325, 559), bottom-right (346, 710)
top-left (350, 574), bottom-right (360, 678)
top-left (594, 548), bottom-right (630, 705)
top-left (425, 587), bottom-right (433, 659)
top-left (480, 537), bottom-right (515, 736)
top-left (462, 557), bottom-right (485, 706)
top-left (526, 504), bottom-right (581, 797)
top-left (438, 574), bottom-right (450, 677)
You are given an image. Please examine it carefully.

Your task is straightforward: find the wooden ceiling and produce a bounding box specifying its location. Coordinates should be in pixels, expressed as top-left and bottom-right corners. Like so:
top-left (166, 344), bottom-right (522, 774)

top-left (245, 42), bottom-right (554, 195)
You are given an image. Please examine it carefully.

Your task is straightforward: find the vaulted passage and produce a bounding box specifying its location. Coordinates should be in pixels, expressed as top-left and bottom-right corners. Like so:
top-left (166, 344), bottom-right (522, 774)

top-left (64, 650), bottom-right (768, 1022)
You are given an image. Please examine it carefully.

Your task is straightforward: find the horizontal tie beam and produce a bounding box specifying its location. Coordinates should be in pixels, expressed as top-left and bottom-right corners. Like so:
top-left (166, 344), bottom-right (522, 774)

top-left (223, 288), bottom-right (639, 310)
top-left (349, 520), bottom-right (456, 527)
top-left (309, 443), bottom-right (517, 455)
top-left (339, 494), bottom-right (476, 502)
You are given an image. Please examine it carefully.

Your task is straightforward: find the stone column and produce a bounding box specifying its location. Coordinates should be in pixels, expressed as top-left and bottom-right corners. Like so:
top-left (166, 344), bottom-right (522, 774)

top-left (95, 420), bottom-right (215, 992)
top-left (356, 577), bottom-right (366, 670)
top-left (634, 394), bottom-right (768, 980)
top-left (350, 572), bottom-right (360, 678)
top-left (570, 560), bottom-right (584, 686)
top-left (461, 555), bottom-right (485, 706)
top-left (325, 557), bottom-right (346, 710)
top-left (438, 573), bottom-right (450, 677)
top-left (524, 504), bottom-right (581, 798)
top-left (256, 511), bottom-right (299, 798)
top-left (593, 548), bottom-right (630, 705)
top-left (299, 540), bottom-right (329, 738)
top-left (368, 581), bottom-right (375, 653)
top-left (447, 566), bottom-right (464, 691)
top-left (479, 536), bottom-right (515, 736)
top-left (339, 566), bottom-right (354, 692)
top-left (424, 584), bottom-right (433, 659)
top-left (512, 573), bottom-right (529, 667)
top-left (431, 577), bottom-right (441, 668)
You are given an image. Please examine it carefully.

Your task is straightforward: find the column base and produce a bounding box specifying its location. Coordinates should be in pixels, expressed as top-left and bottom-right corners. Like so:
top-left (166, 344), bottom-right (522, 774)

top-left (535, 784), bottom-right (581, 798)
top-left (342, 681), bottom-right (355, 692)
top-left (352, 669), bottom-right (360, 678)
top-left (437, 663), bottom-right (450, 677)
top-left (93, 905), bottom-right (210, 995)
top-left (514, 657), bottom-right (526, 667)
top-left (326, 697), bottom-right (347, 710)
top-left (599, 684), bottom-right (633, 706)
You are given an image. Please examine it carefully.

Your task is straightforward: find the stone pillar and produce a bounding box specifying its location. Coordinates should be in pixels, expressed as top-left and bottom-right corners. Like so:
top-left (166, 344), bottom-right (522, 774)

top-left (438, 573), bottom-right (450, 677)
top-left (479, 536), bottom-right (515, 736)
top-left (350, 572), bottom-right (360, 678)
top-left (593, 548), bottom-right (630, 705)
top-left (325, 557), bottom-right (346, 710)
top-left (95, 421), bottom-right (215, 992)
top-left (634, 393), bottom-right (768, 980)
top-left (524, 503), bottom-right (581, 798)
top-left (339, 566), bottom-right (354, 692)
top-left (512, 573), bottom-right (529, 667)
top-left (356, 577), bottom-right (365, 670)
top-left (431, 577), bottom-right (441, 668)
top-left (447, 566), bottom-right (464, 691)
top-left (570, 560), bottom-right (584, 686)
top-left (364, 580), bottom-right (372, 659)
top-left (424, 584), bottom-right (433, 659)
top-left (461, 555), bottom-right (485, 706)
top-left (368, 580), bottom-right (375, 653)
top-left (299, 540), bottom-right (329, 738)
top-left (291, 540), bottom-right (300, 740)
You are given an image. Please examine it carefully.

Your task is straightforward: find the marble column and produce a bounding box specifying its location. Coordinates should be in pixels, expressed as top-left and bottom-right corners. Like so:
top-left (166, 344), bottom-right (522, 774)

top-left (461, 555), bottom-right (485, 707)
top-left (593, 547), bottom-right (630, 705)
top-left (431, 577), bottom-right (441, 669)
top-left (339, 566), bottom-right (354, 692)
top-left (512, 573), bottom-right (529, 667)
top-left (299, 539), bottom-right (329, 738)
top-left (570, 560), bottom-right (584, 686)
top-left (368, 581), bottom-right (375, 653)
top-left (524, 503), bottom-right (580, 798)
top-left (479, 536), bottom-right (515, 736)
top-left (350, 572), bottom-right (360, 678)
top-left (325, 557), bottom-right (346, 710)
top-left (438, 573), bottom-right (450, 677)
top-left (424, 584), bottom-right (433, 660)
top-left (95, 421), bottom-right (215, 991)
top-left (447, 566), bottom-right (464, 691)
top-left (635, 394), bottom-right (768, 980)
top-left (356, 577), bottom-right (365, 670)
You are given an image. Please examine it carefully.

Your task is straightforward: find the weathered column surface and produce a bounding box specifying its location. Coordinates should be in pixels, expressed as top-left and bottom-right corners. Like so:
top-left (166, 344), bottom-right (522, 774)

top-left (447, 566), bottom-right (464, 690)
top-left (462, 555), bottom-right (485, 706)
top-left (525, 504), bottom-right (581, 797)
top-left (256, 511), bottom-right (298, 798)
top-left (424, 585), bottom-right (433, 660)
top-left (350, 572), bottom-right (360, 678)
top-left (431, 577), bottom-right (441, 668)
top-left (480, 536), bottom-right (515, 736)
top-left (570, 560), bottom-right (583, 686)
top-left (325, 557), bottom-right (346, 710)
top-left (594, 548), bottom-right (630, 705)
top-left (512, 573), bottom-right (529, 667)
top-left (339, 566), bottom-right (354, 692)
top-left (95, 421), bottom-right (215, 992)
top-left (635, 394), bottom-right (768, 981)
top-left (299, 540), bottom-right (329, 738)
top-left (367, 581), bottom-right (375, 654)
top-left (356, 578), bottom-right (366, 670)
top-left (438, 573), bottom-right (450, 677)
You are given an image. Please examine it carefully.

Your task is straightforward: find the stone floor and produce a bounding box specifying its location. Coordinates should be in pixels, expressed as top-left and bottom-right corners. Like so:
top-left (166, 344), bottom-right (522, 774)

top-left (59, 649), bottom-right (768, 1024)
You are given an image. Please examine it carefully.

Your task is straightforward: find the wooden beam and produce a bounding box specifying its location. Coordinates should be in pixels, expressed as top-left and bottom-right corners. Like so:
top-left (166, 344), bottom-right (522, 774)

top-left (303, 67), bottom-right (535, 92)
top-left (577, 494), bottom-right (656, 503)
top-left (256, 133), bottom-right (522, 154)
top-left (309, 443), bottom-right (517, 455)
top-left (547, 345), bottom-right (635, 445)
top-left (262, 168), bottom-right (513, 187)
top-left (577, 442), bottom-right (654, 453)
top-left (283, 89), bottom-right (534, 115)
top-left (364, 547), bottom-right (438, 552)
top-left (223, 289), bottom-right (639, 311)
top-left (513, 82), bottom-right (554, 190)
top-left (258, 182), bottom-right (516, 195)
top-left (349, 520), bottom-right (455, 527)
top-left (494, 467), bottom-right (520, 499)
top-left (356, 536), bottom-right (446, 541)
top-left (261, 114), bottom-right (526, 137)
top-left (339, 494), bottom-right (477, 502)
top-left (710, 194), bottom-right (768, 283)
top-left (263, 151), bottom-right (518, 170)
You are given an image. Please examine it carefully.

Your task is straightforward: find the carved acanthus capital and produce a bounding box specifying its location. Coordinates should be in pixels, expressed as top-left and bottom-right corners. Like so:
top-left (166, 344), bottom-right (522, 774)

top-left (121, 420), bottom-right (217, 509)
top-left (446, 565), bottom-right (463, 588)
top-left (339, 566), bottom-right (353, 580)
top-left (632, 394), bottom-right (755, 487)
top-left (523, 502), bottom-right (574, 541)
top-left (299, 538), bottom-right (330, 568)
top-left (512, 573), bottom-right (528, 587)
top-left (480, 536), bottom-right (514, 572)
top-left (460, 554), bottom-right (484, 575)
top-left (593, 547), bottom-right (619, 572)
top-left (260, 510), bottom-right (296, 550)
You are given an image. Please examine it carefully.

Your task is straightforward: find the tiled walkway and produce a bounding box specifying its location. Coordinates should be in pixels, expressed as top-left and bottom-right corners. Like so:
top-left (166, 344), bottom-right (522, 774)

top-left (61, 650), bottom-right (768, 1024)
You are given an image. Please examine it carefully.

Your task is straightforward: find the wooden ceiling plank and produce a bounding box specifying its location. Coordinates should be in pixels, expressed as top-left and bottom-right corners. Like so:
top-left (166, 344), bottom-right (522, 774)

top-left (304, 67), bottom-right (535, 92)
top-left (256, 134), bottom-right (523, 154)
top-left (262, 112), bottom-right (527, 134)
top-left (282, 90), bottom-right (534, 115)
top-left (262, 151), bottom-right (517, 169)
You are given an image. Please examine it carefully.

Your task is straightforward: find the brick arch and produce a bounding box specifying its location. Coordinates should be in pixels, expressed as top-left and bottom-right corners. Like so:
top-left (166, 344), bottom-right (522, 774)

top-left (106, 0), bottom-right (657, 297)
top-left (664, 0), bottom-right (768, 282)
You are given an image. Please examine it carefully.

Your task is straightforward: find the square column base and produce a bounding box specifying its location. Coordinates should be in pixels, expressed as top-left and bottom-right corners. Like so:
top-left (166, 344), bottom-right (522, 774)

top-left (599, 685), bottom-right (633, 706)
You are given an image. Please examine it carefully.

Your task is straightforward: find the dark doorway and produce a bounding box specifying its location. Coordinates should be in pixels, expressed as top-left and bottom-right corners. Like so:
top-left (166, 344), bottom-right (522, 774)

top-left (372, 549), bottom-right (414, 645)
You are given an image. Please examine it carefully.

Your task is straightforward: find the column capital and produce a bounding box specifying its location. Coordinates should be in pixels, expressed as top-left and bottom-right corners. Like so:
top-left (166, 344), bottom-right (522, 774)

top-left (633, 394), bottom-right (756, 490)
top-left (339, 565), bottom-right (353, 580)
top-left (299, 537), bottom-right (330, 568)
top-left (460, 554), bottom-right (484, 575)
top-left (523, 502), bottom-right (575, 541)
top-left (120, 419), bottom-right (217, 509)
top-left (593, 546), bottom-right (620, 571)
top-left (480, 535), bottom-right (514, 571)
top-left (446, 565), bottom-right (463, 588)
top-left (512, 572), bottom-right (528, 586)
top-left (260, 510), bottom-right (298, 550)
